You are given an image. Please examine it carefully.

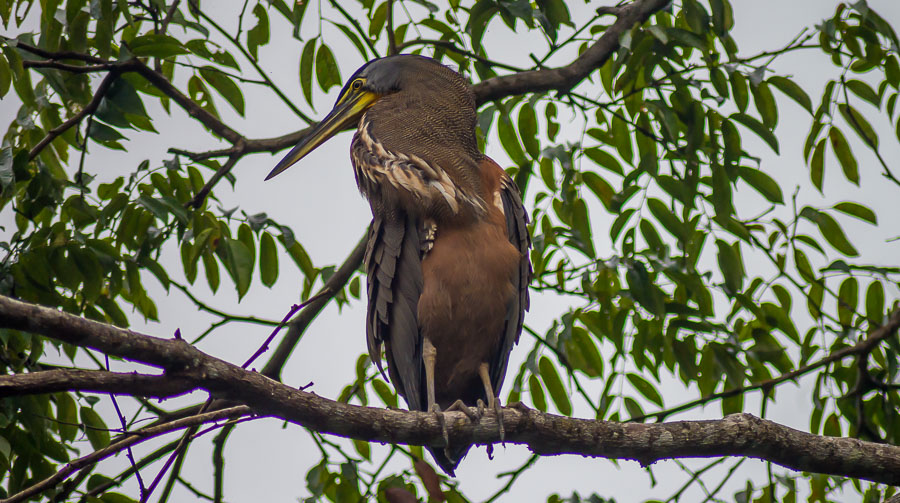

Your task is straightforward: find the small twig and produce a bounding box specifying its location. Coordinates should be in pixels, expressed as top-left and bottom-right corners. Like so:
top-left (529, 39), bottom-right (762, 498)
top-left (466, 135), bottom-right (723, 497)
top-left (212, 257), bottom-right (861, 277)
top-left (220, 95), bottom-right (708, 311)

top-left (386, 0), bottom-right (398, 55)
top-left (261, 233), bottom-right (368, 379)
top-left (105, 357), bottom-right (147, 499)
top-left (186, 152), bottom-right (242, 208)
top-left (629, 309), bottom-right (900, 422)
top-left (140, 399), bottom-right (214, 503)
top-left (28, 70), bottom-right (120, 161)
top-left (484, 454), bottom-right (540, 503)
top-left (0, 406), bottom-right (250, 503)
top-left (212, 423), bottom-right (236, 503)
top-left (241, 288), bottom-right (334, 370)
top-left (159, 0), bottom-right (182, 34)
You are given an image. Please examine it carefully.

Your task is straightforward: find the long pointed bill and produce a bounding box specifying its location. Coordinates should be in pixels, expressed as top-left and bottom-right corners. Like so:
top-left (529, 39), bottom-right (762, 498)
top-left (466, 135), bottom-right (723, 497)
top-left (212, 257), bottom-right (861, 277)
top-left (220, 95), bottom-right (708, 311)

top-left (265, 90), bottom-right (380, 180)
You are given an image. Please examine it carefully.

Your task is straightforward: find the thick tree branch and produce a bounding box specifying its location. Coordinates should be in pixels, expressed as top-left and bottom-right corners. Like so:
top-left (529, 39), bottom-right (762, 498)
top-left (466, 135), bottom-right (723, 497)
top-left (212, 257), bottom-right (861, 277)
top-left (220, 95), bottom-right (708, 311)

top-left (471, 0), bottom-right (670, 105)
top-left (2, 294), bottom-right (899, 487)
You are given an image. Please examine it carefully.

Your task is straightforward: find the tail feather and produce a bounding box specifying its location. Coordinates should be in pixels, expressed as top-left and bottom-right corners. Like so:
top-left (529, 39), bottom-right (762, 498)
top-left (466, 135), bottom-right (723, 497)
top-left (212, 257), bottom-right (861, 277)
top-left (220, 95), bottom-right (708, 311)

top-left (427, 444), bottom-right (470, 477)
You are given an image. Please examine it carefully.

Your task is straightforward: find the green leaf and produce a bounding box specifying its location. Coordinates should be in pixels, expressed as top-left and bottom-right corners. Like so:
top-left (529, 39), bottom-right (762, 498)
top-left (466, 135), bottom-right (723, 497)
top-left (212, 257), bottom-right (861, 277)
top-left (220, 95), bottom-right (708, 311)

top-left (738, 167), bottom-right (783, 204)
top-left (80, 406), bottom-right (110, 450)
top-left (837, 277), bottom-right (858, 327)
top-left (611, 113), bottom-right (633, 165)
top-left (220, 238), bottom-right (254, 299)
top-left (315, 44), bottom-right (341, 93)
top-left (497, 112), bottom-right (527, 166)
top-left (199, 66), bottom-right (245, 116)
top-left (809, 138), bottom-right (826, 192)
top-left (300, 38), bottom-right (317, 106)
top-left (800, 207), bottom-right (859, 257)
top-left (716, 239), bottom-right (743, 293)
top-left (0, 51), bottom-right (10, 97)
top-left (528, 374), bottom-right (547, 412)
top-left (845, 79), bottom-right (880, 107)
top-left (828, 127), bottom-right (858, 185)
top-left (371, 379), bottom-right (397, 409)
top-left (202, 251), bottom-right (220, 293)
top-left (730, 71), bottom-right (749, 113)
top-left (517, 104), bottom-right (540, 158)
top-left (832, 202), bottom-right (877, 224)
top-left (583, 147), bottom-right (623, 175)
top-left (838, 103), bottom-right (878, 148)
top-left (626, 373), bottom-right (663, 407)
top-left (731, 113), bottom-right (779, 153)
top-left (247, 3), bottom-right (270, 60)
top-left (647, 198), bottom-right (683, 240)
top-left (259, 232), bottom-right (279, 288)
top-left (866, 281), bottom-right (884, 325)
top-left (768, 76), bottom-right (812, 113)
top-left (582, 172), bottom-right (614, 210)
top-left (56, 392), bottom-right (79, 442)
top-left (751, 81), bottom-right (778, 128)
top-left (538, 356), bottom-right (571, 416)
top-left (128, 34), bottom-right (189, 58)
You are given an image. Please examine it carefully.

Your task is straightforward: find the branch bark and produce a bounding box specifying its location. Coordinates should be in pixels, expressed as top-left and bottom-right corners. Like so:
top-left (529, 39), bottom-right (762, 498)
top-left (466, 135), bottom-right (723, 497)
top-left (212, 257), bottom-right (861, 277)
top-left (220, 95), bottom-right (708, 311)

top-left (2, 294), bottom-right (899, 487)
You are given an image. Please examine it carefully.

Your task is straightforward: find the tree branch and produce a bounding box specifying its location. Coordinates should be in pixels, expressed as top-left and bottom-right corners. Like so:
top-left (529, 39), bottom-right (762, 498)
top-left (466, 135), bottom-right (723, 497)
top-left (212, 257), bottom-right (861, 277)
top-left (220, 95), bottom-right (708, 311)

top-left (630, 308), bottom-right (900, 422)
top-left (0, 369), bottom-right (193, 398)
top-left (0, 405), bottom-right (251, 503)
top-left (261, 233), bottom-right (367, 379)
top-left (471, 0), bottom-right (670, 105)
top-left (27, 70), bottom-right (120, 161)
top-left (2, 294), bottom-right (900, 488)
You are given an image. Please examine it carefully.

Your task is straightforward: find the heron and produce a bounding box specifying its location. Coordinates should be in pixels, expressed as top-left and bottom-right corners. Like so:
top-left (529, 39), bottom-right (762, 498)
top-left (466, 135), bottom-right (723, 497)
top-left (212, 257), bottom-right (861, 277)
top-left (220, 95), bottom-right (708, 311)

top-left (266, 54), bottom-right (530, 476)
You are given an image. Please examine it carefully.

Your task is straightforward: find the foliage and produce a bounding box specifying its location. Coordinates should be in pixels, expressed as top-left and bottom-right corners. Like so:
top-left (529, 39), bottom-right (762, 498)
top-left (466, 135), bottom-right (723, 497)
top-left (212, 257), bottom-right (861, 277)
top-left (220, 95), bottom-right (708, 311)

top-left (1, 0), bottom-right (899, 502)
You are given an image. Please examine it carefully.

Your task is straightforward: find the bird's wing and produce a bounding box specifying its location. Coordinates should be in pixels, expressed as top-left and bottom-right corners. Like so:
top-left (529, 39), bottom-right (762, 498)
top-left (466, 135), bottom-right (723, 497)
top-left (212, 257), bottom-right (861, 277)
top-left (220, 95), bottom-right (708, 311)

top-left (364, 211), bottom-right (425, 411)
top-left (492, 174), bottom-right (532, 391)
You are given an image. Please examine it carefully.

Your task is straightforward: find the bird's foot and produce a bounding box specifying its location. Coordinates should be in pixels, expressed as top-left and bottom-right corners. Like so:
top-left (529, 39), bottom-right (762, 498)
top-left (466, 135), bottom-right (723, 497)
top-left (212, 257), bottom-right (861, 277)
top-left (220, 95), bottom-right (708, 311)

top-left (445, 399), bottom-right (479, 422)
top-left (431, 403), bottom-right (451, 447)
top-left (493, 397), bottom-right (506, 444)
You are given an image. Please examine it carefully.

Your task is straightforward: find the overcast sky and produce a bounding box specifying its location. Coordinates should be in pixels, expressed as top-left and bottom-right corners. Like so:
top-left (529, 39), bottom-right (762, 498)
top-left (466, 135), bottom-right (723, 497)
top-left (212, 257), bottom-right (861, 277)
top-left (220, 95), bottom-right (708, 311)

top-left (2, 1), bottom-right (900, 501)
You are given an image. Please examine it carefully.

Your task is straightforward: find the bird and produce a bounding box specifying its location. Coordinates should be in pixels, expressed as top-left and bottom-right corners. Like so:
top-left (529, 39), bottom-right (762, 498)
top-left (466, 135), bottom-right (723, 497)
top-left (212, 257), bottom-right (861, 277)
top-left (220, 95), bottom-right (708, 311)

top-left (266, 54), bottom-right (530, 476)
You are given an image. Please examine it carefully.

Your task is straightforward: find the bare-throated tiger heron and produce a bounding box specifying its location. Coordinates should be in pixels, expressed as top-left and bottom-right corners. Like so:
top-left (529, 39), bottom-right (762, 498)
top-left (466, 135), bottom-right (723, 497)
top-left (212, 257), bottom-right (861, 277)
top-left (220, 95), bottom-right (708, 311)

top-left (267, 55), bottom-right (531, 476)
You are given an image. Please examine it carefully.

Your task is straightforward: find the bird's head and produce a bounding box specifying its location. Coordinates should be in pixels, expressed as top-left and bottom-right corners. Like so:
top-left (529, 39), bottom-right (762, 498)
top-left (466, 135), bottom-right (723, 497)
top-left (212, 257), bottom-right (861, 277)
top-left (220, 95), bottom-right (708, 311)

top-left (266, 54), bottom-right (459, 180)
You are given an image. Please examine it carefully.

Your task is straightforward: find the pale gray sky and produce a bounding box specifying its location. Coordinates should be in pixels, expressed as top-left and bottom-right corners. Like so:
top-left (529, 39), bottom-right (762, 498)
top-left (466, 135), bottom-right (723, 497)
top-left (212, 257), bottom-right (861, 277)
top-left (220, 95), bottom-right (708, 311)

top-left (2, 1), bottom-right (899, 501)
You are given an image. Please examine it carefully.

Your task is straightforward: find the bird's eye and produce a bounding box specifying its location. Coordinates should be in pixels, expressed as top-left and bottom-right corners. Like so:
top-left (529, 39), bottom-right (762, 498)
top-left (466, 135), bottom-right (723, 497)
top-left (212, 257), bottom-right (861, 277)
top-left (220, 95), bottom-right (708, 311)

top-left (352, 79), bottom-right (363, 90)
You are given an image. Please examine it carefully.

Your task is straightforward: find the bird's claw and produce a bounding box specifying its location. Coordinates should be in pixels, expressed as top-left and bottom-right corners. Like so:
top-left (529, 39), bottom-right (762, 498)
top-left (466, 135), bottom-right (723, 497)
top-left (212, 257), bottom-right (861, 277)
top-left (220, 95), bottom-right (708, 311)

top-left (431, 404), bottom-right (450, 447)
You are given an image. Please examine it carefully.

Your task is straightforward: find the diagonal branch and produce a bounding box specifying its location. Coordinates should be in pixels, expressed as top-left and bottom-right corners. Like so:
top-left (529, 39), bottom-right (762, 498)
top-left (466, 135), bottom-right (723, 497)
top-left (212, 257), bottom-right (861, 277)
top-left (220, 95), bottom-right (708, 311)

top-left (471, 0), bottom-right (670, 105)
top-left (630, 308), bottom-right (900, 422)
top-left (2, 294), bottom-right (900, 488)
top-left (261, 232), bottom-right (368, 379)
top-left (0, 405), bottom-right (251, 503)
top-left (27, 70), bottom-right (120, 161)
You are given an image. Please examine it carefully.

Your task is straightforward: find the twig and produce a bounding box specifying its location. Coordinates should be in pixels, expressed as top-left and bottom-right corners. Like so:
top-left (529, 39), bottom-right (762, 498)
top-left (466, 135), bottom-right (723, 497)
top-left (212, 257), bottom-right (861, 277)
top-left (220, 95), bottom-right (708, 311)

top-left (105, 358), bottom-right (147, 499)
top-left (629, 309), bottom-right (900, 422)
top-left (186, 152), bottom-right (242, 208)
top-left (28, 70), bottom-right (120, 161)
top-left (484, 454), bottom-right (540, 503)
top-left (261, 233), bottom-right (368, 379)
top-left (212, 423), bottom-right (236, 503)
top-left (241, 288), bottom-right (333, 369)
top-left (0, 406), bottom-right (250, 503)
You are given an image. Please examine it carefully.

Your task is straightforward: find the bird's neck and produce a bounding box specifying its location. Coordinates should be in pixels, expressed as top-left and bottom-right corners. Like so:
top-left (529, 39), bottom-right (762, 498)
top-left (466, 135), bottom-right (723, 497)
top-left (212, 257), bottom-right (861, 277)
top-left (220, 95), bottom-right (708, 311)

top-left (351, 116), bottom-right (487, 223)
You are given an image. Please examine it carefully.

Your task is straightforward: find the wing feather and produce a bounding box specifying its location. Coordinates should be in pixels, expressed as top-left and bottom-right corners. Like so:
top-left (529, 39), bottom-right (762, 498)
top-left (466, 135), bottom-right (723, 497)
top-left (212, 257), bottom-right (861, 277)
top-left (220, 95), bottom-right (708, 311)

top-left (491, 175), bottom-right (532, 391)
top-left (365, 213), bottom-right (425, 411)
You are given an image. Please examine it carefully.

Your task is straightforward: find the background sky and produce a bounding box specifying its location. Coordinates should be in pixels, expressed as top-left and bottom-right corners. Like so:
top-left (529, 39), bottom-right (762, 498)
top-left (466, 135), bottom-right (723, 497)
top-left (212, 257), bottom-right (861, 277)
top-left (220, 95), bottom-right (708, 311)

top-left (3, 0), bottom-right (900, 501)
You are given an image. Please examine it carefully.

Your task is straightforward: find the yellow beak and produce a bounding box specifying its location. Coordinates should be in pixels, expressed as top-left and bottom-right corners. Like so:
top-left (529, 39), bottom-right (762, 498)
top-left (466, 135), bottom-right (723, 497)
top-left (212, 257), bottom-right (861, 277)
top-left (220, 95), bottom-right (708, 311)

top-left (266, 90), bottom-right (380, 180)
